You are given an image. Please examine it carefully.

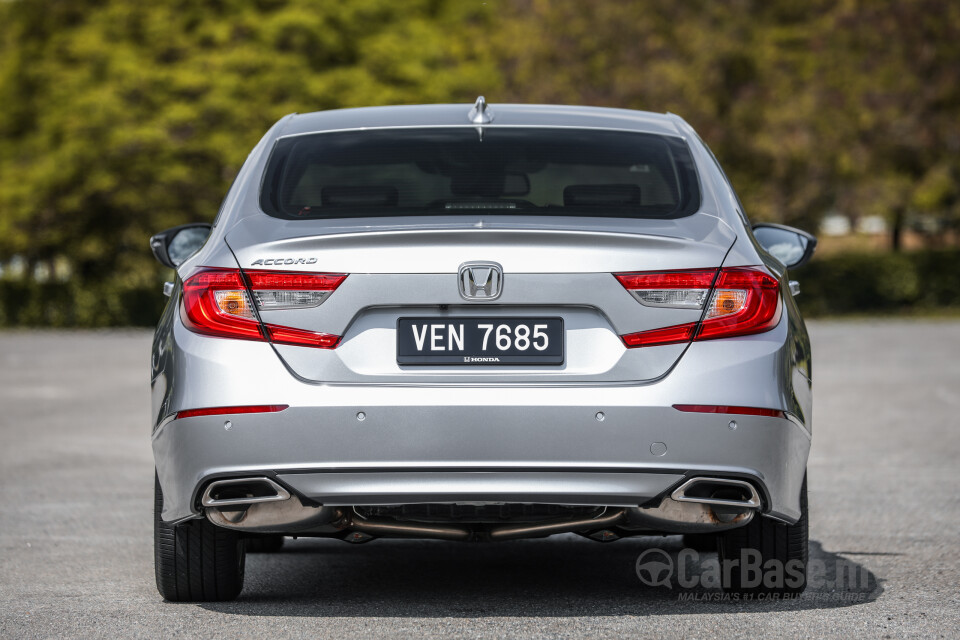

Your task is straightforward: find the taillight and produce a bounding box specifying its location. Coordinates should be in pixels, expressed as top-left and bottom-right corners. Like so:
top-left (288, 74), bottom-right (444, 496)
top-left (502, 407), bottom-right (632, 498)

top-left (616, 266), bottom-right (780, 347)
top-left (181, 268), bottom-right (346, 348)
top-left (697, 267), bottom-right (780, 341)
top-left (614, 269), bottom-right (717, 309)
top-left (246, 271), bottom-right (346, 310)
top-left (182, 270), bottom-right (264, 341)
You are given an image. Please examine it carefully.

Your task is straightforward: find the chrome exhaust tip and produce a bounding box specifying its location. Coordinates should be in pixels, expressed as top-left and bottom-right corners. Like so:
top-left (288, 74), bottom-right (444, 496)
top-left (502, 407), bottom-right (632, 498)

top-left (201, 477), bottom-right (291, 507)
top-left (620, 478), bottom-right (761, 534)
top-left (203, 479), bottom-right (341, 533)
top-left (670, 477), bottom-right (762, 509)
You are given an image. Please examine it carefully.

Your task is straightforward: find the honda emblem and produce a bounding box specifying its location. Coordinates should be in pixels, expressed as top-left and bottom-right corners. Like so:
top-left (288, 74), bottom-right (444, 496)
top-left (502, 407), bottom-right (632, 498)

top-left (458, 262), bottom-right (503, 300)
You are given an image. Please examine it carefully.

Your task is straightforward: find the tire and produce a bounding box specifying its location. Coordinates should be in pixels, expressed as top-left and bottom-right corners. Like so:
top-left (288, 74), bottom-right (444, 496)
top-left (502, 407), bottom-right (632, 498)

top-left (245, 534), bottom-right (285, 553)
top-left (154, 473), bottom-right (246, 602)
top-left (718, 474), bottom-right (808, 596)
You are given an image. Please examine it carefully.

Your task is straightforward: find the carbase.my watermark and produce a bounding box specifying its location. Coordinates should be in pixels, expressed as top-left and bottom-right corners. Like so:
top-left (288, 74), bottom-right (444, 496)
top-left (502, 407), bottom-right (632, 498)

top-left (635, 547), bottom-right (872, 597)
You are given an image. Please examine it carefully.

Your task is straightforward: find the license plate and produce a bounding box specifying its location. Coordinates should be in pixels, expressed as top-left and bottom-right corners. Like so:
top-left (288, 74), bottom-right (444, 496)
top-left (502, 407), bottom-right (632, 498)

top-left (397, 317), bottom-right (564, 365)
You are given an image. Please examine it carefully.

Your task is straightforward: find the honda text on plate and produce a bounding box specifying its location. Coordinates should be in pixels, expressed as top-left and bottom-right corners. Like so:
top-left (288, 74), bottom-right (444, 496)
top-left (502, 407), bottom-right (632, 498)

top-left (149, 98), bottom-right (817, 601)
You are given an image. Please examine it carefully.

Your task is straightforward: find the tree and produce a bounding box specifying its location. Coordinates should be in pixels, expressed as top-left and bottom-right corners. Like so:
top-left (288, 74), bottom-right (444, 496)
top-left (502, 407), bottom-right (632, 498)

top-left (0, 0), bottom-right (499, 324)
top-left (2, 0), bottom-right (959, 325)
top-left (491, 0), bottom-right (960, 244)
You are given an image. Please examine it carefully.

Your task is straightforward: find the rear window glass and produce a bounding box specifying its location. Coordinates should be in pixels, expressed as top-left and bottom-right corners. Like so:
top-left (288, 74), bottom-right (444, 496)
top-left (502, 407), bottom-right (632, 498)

top-left (260, 127), bottom-right (700, 220)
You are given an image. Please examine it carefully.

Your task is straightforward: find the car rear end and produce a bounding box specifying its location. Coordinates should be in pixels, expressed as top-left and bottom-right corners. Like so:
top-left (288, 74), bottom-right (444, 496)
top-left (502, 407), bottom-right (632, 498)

top-left (150, 104), bottom-right (812, 598)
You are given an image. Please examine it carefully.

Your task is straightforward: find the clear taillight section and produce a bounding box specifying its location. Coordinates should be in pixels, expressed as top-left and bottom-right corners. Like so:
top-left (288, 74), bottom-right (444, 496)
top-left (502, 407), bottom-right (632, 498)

top-left (614, 269), bottom-right (717, 310)
top-left (247, 271), bottom-right (346, 311)
top-left (181, 268), bottom-right (346, 348)
top-left (616, 266), bottom-right (780, 347)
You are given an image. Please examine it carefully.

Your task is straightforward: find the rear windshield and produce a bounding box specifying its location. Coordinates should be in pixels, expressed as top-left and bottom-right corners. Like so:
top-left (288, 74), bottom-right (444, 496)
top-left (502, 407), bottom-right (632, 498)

top-left (260, 127), bottom-right (700, 220)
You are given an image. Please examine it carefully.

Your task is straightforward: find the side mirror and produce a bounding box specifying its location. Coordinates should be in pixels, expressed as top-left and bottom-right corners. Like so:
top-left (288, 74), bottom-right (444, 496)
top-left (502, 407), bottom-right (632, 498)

top-left (149, 223), bottom-right (212, 269)
top-left (752, 223), bottom-right (817, 269)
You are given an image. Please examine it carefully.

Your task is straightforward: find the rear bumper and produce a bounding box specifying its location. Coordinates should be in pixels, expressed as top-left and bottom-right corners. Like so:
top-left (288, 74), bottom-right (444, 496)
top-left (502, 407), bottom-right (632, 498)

top-left (153, 397), bottom-right (809, 524)
top-left (152, 310), bottom-right (811, 526)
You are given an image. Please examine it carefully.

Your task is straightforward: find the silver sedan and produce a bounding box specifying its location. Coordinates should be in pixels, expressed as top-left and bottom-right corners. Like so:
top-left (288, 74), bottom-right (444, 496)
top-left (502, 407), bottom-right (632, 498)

top-left (149, 98), bottom-right (816, 601)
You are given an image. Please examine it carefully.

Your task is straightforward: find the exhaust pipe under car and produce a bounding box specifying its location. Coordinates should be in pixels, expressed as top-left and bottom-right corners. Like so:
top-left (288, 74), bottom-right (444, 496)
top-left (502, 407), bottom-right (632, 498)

top-left (201, 476), bottom-right (762, 539)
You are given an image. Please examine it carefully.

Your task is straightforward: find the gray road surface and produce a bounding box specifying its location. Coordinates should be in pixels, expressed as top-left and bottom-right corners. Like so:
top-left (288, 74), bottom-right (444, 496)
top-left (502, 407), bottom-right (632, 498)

top-left (1, 322), bottom-right (959, 638)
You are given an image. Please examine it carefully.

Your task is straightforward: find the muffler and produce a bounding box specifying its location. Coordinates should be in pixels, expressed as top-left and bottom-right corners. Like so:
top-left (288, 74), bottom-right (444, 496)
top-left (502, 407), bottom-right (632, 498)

top-left (621, 477), bottom-right (761, 533)
top-left (623, 497), bottom-right (754, 533)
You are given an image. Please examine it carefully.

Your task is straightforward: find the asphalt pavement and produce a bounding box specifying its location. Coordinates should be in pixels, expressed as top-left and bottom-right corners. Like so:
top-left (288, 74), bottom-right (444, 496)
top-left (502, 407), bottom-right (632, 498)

top-left (1, 321), bottom-right (958, 638)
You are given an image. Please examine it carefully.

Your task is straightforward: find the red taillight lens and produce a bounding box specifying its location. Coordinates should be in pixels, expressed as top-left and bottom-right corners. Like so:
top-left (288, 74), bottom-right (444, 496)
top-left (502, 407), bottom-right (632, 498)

top-left (614, 269), bottom-right (718, 291)
top-left (246, 271), bottom-right (346, 290)
top-left (265, 324), bottom-right (341, 349)
top-left (176, 404), bottom-right (289, 419)
top-left (617, 266), bottom-right (780, 347)
top-left (182, 269), bottom-right (264, 341)
top-left (181, 268), bottom-right (345, 348)
top-left (696, 267), bottom-right (780, 341)
top-left (620, 321), bottom-right (699, 348)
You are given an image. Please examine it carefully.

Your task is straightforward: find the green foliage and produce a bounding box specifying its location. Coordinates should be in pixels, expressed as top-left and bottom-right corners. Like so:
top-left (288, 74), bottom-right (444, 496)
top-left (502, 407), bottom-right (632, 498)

top-left (797, 250), bottom-right (960, 316)
top-left (492, 0), bottom-right (960, 233)
top-left (0, 0), bottom-right (499, 308)
top-left (1, 0), bottom-right (959, 326)
top-left (0, 278), bottom-right (166, 327)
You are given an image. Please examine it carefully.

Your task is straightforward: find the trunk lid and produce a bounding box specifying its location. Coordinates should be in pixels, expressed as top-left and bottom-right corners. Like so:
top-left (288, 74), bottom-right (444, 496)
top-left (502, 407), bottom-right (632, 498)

top-left (225, 214), bottom-right (735, 384)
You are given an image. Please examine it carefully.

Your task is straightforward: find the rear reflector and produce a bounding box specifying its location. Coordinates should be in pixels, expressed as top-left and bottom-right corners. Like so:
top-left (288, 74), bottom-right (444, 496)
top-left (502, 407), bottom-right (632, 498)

top-left (181, 268), bottom-right (345, 348)
top-left (616, 266), bottom-right (780, 347)
top-left (620, 321), bottom-right (698, 348)
top-left (177, 404), bottom-right (289, 419)
top-left (265, 324), bottom-right (341, 349)
top-left (672, 404), bottom-right (785, 418)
